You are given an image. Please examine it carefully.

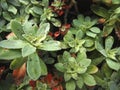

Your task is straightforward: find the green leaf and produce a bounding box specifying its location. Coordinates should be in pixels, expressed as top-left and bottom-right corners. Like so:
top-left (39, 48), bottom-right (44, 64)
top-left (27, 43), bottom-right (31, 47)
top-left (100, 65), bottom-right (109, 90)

top-left (80, 59), bottom-right (91, 67)
top-left (76, 52), bottom-right (87, 61)
top-left (43, 57), bottom-right (55, 64)
top-left (39, 57), bottom-right (47, 75)
top-left (3, 12), bottom-right (12, 21)
top-left (40, 41), bottom-right (61, 51)
top-left (55, 63), bottom-right (66, 72)
top-left (31, 0), bottom-right (39, 4)
top-left (8, 5), bottom-right (17, 15)
top-left (83, 74), bottom-right (96, 86)
top-left (8, 0), bottom-right (21, 6)
top-left (0, 40), bottom-right (26, 49)
top-left (114, 7), bottom-right (120, 14)
top-left (37, 23), bottom-right (50, 38)
top-left (23, 21), bottom-right (37, 35)
top-left (112, 0), bottom-right (120, 4)
top-left (27, 53), bottom-right (41, 80)
top-left (101, 63), bottom-right (113, 77)
top-left (105, 36), bottom-right (114, 51)
top-left (78, 66), bottom-right (87, 74)
top-left (90, 27), bottom-right (101, 34)
top-left (76, 77), bottom-right (84, 89)
top-left (95, 41), bottom-right (107, 57)
top-left (19, 0), bottom-right (29, 5)
top-left (10, 58), bottom-right (26, 70)
top-left (11, 20), bottom-right (24, 39)
top-left (92, 56), bottom-right (105, 65)
top-left (64, 31), bottom-right (74, 44)
top-left (51, 18), bottom-right (61, 27)
top-left (64, 73), bottom-right (72, 81)
top-left (42, 0), bottom-right (49, 8)
top-left (22, 44), bottom-right (36, 57)
top-left (91, 5), bottom-right (109, 18)
top-left (75, 30), bottom-right (84, 40)
top-left (116, 47), bottom-right (120, 55)
top-left (86, 31), bottom-right (96, 38)
top-left (106, 58), bottom-right (120, 71)
top-left (94, 75), bottom-right (107, 87)
top-left (109, 81), bottom-right (119, 90)
top-left (103, 25), bottom-right (114, 37)
top-left (66, 80), bottom-right (76, 90)
top-left (87, 65), bottom-right (98, 74)
top-left (77, 52), bottom-right (91, 67)
top-left (31, 6), bottom-right (43, 15)
top-left (63, 51), bottom-right (71, 61)
top-left (0, 48), bottom-right (22, 60)
top-left (73, 19), bottom-right (81, 28)
top-left (84, 38), bottom-right (94, 48)
top-left (0, 0), bottom-right (8, 10)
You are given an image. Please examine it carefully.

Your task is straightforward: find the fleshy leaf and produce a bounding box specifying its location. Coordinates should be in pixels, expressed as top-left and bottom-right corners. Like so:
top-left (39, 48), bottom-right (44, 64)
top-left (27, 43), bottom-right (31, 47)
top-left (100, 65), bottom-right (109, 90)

top-left (0, 40), bottom-right (26, 49)
top-left (3, 12), bottom-right (12, 21)
top-left (76, 52), bottom-right (87, 61)
top-left (95, 41), bottom-right (107, 57)
top-left (22, 44), bottom-right (36, 57)
top-left (75, 30), bottom-right (84, 40)
top-left (112, 0), bottom-right (120, 4)
top-left (64, 73), bottom-right (72, 81)
top-left (105, 36), bottom-right (114, 51)
top-left (8, 5), bottom-right (17, 15)
top-left (66, 80), bottom-right (76, 90)
top-left (40, 41), bottom-right (61, 51)
top-left (106, 58), bottom-right (120, 71)
top-left (31, 6), bottom-right (43, 15)
top-left (87, 65), bottom-right (98, 74)
top-left (103, 25), bottom-right (114, 37)
top-left (55, 63), bottom-right (66, 72)
top-left (114, 7), bottom-right (120, 14)
top-left (11, 20), bottom-right (24, 39)
top-left (76, 77), bottom-right (84, 89)
top-left (83, 73), bottom-right (96, 86)
top-left (27, 53), bottom-right (41, 80)
top-left (36, 23), bottom-right (50, 40)
top-left (42, 0), bottom-right (49, 8)
top-left (84, 38), bottom-right (94, 48)
top-left (86, 31), bottom-right (96, 38)
top-left (39, 57), bottom-right (47, 75)
top-left (94, 75), bottom-right (107, 87)
top-left (51, 18), bottom-right (61, 27)
top-left (10, 58), bottom-right (26, 70)
top-left (23, 21), bottom-right (37, 35)
top-left (91, 5), bottom-right (109, 18)
top-left (0, 48), bottom-right (22, 60)
top-left (64, 31), bottom-right (74, 44)
top-left (90, 27), bottom-right (101, 34)
top-left (101, 63), bottom-right (113, 77)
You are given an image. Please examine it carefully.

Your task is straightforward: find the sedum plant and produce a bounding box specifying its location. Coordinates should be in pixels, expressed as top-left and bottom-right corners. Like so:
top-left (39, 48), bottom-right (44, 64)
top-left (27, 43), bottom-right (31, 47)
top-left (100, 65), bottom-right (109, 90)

top-left (0, 0), bottom-right (120, 90)
top-left (55, 51), bottom-right (97, 90)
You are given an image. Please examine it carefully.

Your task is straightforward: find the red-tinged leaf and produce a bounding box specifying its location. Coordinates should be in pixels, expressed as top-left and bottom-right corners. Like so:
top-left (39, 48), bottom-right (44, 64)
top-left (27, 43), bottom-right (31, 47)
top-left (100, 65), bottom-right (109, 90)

top-left (29, 80), bottom-right (36, 87)
top-left (0, 66), bottom-right (5, 75)
top-left (52, 84), bottom-right (63, 90)
top-left (98, 18), bottom-right (106, 24)
top-left (54, 31), bottom-right (60, 38)
top-left (6, 32), bottom-right (16, 39)
top-left (44, 73), bottom-right (53, 83)
top-left (65, 24), bottom-right (71, 29)
top-left (62, 5), bottom-right (69, 9)
top-left (13, 63), bottom-right (26, 84)
top-left (56, 10), bottom-right (64, 16)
